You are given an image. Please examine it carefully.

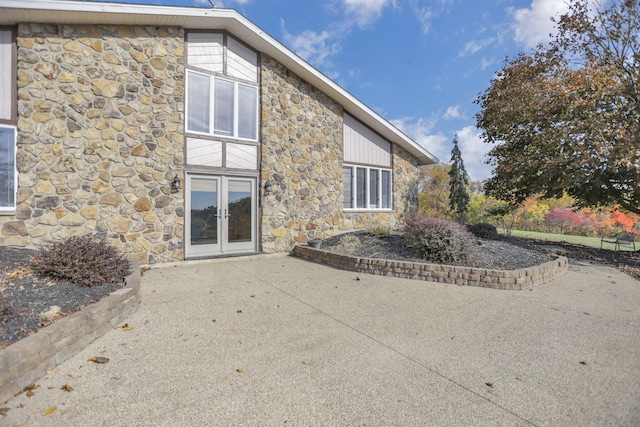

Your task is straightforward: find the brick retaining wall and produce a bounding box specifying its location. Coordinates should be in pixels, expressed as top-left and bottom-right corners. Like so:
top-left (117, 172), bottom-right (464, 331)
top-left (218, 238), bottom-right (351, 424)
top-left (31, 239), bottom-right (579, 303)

top-left (293, 246), bottom-right (568, 290)
top-left (0, 265), bottom-right (140, 404)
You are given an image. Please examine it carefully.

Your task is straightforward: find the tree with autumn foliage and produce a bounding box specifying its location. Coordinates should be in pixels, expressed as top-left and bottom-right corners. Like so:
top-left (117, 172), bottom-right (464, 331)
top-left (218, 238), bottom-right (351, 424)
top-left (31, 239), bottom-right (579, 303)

top-left (544, 208), bottom-right (583, 235)
top-left (476, 0), bottom-right (640, 215)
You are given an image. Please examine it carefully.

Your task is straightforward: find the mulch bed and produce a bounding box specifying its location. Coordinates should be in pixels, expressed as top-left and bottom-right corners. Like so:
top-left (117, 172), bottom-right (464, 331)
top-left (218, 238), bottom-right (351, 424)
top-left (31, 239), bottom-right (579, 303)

top-left (320, 231), bottom-right (640, 279)
top-left (0, 247), bottom-right (122, 347)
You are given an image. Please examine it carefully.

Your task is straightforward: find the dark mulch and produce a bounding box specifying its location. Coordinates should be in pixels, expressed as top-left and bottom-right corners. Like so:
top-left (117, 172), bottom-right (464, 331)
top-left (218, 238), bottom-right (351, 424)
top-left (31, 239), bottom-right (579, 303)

top-left (320, 231), bottom-right (640, 280)
top-left (0, 247), bottom-right (122, 347)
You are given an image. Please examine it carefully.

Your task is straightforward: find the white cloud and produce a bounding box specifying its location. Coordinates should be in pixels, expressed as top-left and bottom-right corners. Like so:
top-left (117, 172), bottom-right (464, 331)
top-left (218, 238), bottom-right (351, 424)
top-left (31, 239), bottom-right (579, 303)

top-left (443, 105), bottom-right (463, 120)
top-left (342, 0), bottom-right (397, 29)
top-left (391, 116), bottom-right (448, 163)
top-left (281, 21), bottom-right (342, 69)
top-left (454, 126), bottom-right (493, 181)
top-left (459, 37), bottom-right (497, 57)
top-left (510, 0), bottom-right (569, 49)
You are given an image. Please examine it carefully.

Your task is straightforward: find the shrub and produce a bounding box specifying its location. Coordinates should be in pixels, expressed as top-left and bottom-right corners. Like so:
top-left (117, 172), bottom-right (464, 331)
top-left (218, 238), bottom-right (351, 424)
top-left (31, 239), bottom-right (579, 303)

top-left (31, 235), bottom-right (132, 287)
top-left (403, 215), bottom-right (472, 263)
top-left (365, 222), bottom-right (393, 237)
top-left (467, 222), bottom-right (499, 240)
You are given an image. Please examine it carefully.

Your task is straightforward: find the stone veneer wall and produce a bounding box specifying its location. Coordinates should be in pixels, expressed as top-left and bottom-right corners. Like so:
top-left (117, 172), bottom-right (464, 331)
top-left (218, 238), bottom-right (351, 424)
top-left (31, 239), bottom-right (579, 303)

top-left (1, 24), bottom-right (185, 264)
top-left (259, 55), bottom-right (422, 253)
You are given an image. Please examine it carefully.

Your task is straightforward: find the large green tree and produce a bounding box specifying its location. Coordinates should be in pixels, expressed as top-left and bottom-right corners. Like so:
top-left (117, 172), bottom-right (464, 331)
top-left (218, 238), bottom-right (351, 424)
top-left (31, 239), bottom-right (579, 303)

top-left (476, 0), bottom-right (640, 215)
top-left (448, 136), bottom-right (470, 222)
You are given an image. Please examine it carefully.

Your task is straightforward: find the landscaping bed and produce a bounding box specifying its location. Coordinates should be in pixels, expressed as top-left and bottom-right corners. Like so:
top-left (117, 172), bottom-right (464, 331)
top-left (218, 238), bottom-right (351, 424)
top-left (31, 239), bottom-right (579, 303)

top-left (0, 247), bottom-right (123, 347)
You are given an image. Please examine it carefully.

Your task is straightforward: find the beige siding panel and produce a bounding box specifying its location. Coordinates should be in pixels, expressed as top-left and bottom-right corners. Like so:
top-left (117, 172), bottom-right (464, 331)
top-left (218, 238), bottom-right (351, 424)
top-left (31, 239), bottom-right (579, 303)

top-left (227, 36), bottom-right (258, 82)
top-left (343, 113), bottom-right (391, 167)
top-left (187, 32), bottom-right (223, 74)
top-left (187, 138), bottom-right (223, 167)
top-left (0, 30), bottom-right (11, 120)
top-left (226, 143), bottom-right (257, 170)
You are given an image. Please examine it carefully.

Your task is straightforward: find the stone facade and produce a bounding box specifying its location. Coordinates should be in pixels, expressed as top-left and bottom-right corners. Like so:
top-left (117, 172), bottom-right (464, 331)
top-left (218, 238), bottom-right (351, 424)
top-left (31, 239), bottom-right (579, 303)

top-left (259, 55), bottom-right (421, 253)
top-left (2, 24), bottom-right (185, 264)
top-left (0, 26), bottom-right (423, 263)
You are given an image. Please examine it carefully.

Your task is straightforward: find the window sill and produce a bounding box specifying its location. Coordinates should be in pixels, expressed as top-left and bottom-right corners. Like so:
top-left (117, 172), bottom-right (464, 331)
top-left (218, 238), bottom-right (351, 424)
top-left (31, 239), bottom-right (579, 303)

top-left (343, 209), bottom-right (394, 213)
top-left (0, 210), bottom-right (16, 216)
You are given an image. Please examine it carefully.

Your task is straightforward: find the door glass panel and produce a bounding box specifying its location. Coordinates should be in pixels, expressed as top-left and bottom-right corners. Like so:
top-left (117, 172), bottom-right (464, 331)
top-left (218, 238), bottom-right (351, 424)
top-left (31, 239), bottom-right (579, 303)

top-left (190, 178), bottom-right (218, 245)
top-left (227, 179), bottom-right (252, 243)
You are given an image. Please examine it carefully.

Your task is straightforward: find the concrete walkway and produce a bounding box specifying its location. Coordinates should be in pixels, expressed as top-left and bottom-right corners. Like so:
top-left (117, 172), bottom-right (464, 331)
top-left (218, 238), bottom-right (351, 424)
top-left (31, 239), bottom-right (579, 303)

top-left (3, 255), bottom-right (640, 426)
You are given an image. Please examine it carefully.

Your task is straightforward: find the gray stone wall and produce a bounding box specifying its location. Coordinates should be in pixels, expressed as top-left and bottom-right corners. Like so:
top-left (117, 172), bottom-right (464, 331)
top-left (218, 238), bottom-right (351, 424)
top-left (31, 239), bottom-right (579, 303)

top-left (259, 55), bottom-right (421, 253)
top-left (2, 24), bottom-right (185, 264)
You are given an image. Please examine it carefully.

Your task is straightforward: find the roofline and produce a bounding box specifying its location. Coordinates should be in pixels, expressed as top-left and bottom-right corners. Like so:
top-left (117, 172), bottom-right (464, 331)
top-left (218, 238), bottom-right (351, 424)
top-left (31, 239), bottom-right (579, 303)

top-left (0, 0), bottom-right (437, 165)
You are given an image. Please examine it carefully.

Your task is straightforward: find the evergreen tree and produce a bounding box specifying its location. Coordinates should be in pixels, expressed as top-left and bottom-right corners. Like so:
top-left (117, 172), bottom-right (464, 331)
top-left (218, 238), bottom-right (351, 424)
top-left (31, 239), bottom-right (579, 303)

top-left (448, 136), bottom-right (470, 223)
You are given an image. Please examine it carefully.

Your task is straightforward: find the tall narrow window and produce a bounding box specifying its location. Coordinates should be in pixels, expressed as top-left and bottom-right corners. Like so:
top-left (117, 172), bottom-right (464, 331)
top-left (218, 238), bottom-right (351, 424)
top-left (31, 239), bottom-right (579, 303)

top-left (187, 72), bottom-right (211, 133)
top-left (237, 84), bottom-right (258, 140)
top-left (0, 126), bottom-right (16, 210)
top-left (369, 169), bottom-right (379, 208)
top-left (343, 166), bottom-right (353, 209)
top-left (381, 170), bottom-right (391, 209)
top-left (356, 167), bottom-right (367, 209)
top-left (213, 79), bottom-right (234, 137)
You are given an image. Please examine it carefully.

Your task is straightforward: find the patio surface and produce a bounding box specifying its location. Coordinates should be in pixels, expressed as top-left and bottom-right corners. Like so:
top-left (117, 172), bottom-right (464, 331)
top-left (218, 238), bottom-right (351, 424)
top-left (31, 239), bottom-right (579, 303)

top-left (2, 255), bottom-right (639, 426)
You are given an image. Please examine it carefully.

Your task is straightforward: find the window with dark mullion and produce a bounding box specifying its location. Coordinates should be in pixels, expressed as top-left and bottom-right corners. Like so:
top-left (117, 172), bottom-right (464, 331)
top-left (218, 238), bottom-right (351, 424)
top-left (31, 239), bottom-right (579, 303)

top-left (356, 167), bottom-right (367, 209)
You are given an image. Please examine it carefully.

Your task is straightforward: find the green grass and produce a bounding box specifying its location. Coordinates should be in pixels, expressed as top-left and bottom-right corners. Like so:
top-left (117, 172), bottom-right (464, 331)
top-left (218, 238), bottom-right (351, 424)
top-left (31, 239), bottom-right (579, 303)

top-left (500, 229), bottom-right (637, 252)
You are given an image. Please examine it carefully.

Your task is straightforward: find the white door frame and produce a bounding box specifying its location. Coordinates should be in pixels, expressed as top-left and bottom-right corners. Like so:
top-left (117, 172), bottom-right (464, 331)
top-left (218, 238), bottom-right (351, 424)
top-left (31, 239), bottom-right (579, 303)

top-left (185, 173), bottom-right (257, 258)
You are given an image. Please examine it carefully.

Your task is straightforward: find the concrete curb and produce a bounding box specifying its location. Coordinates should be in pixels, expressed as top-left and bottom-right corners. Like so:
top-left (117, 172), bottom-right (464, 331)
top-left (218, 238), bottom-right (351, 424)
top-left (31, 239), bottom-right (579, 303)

top-left (292, 245), bottom-right (568, 289)
top-left (0, 263), bottom-right (140, 404)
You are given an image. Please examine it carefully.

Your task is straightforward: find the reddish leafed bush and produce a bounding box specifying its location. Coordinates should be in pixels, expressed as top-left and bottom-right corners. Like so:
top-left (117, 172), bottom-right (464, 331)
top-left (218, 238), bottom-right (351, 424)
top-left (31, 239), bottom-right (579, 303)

top-left (403, 215), bottom-right (473, 263)
top-left (31, 235), bottom-right (132, 287)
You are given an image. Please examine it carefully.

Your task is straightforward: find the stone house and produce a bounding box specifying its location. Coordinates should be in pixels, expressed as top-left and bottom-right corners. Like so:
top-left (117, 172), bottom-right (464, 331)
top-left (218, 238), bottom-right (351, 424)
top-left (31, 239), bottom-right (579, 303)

top-left (0, 0), bottom-right (436, 264)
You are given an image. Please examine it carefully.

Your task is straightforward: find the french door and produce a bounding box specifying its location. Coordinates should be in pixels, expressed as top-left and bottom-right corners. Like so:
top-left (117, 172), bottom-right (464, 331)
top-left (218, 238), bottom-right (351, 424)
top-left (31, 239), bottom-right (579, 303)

top-left (186, 174), bottom-right (257, 258)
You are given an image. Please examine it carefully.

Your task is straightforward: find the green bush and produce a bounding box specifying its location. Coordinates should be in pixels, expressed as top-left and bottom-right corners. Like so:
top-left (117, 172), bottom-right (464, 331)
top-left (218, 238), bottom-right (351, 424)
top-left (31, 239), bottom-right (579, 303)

top-left (403, 215), bottom-right (472, 263)
top-left (467, 222), bottom-right (499, 240)
top-left (31, 235), bottom-right (132, 287)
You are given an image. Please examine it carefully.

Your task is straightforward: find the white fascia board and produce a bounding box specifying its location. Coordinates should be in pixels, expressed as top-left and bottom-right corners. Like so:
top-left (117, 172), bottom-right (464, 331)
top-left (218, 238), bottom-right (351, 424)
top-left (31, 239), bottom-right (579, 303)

top-left (0, 0), bottom-right (437, 165)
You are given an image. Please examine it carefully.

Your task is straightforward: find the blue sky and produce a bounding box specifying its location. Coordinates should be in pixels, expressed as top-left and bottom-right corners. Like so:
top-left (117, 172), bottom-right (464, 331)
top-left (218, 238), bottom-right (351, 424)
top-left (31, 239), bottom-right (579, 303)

top-left (91, 0), bottom-right (573, 181)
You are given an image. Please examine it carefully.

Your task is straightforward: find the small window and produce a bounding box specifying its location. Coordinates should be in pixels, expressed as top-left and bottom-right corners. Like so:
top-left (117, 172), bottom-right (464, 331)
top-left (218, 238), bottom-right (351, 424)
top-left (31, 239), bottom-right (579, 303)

top-left (343, 164), bottom-right (392, 211)
top-left (0, 125), bottom-right (16, 211)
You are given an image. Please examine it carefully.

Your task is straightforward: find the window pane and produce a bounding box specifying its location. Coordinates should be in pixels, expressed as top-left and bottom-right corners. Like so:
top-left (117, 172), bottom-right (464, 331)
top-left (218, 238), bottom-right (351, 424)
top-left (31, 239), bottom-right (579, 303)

top-left (369, 169), bottom-right (379, 208)
top-left (0, 126), bottom-right (15, 208)
top-left (237, 84), bottom-right (258, 140)
top-left (343, 166), bottom-right (353, 209)
top-left (214, 79), bottom-right (234, 137)
top-left (356, 167), bottom-right (367, 209)
top-left (187, 72), bottom-right (211, 133)
top-left (381, 170), bottom-right (391, 209)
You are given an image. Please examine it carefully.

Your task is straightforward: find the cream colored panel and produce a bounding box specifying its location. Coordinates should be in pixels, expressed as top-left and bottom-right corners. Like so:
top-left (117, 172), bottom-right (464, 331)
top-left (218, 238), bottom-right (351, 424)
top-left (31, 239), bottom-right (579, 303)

top-left (187, 138), bottom-right (223, 167)
top-left (227, 36), bottom-right (258, 82)
top-left (343, 113), bottom-right (391, 166)
top-left (226, 143), bottom-right (257, 170)
top-left (187, 32), bottom-right (223, 74)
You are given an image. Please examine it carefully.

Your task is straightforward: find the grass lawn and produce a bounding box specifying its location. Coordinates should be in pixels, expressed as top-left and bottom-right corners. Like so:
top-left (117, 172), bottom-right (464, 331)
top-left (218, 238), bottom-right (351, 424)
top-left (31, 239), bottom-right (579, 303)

top-left (501, 229), bottom-right (637, 252)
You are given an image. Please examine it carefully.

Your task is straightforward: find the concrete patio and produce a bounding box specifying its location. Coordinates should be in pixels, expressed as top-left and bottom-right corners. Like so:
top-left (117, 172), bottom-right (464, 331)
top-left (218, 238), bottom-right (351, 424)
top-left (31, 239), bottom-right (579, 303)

top-left (2, 255), bottom-right (639, 426)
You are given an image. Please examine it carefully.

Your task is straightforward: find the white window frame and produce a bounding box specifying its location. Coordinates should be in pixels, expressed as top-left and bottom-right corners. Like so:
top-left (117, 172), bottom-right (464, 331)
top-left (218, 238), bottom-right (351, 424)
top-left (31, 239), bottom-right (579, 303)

top-left (343, 164), bottom-right (392, 211)
top-left (0, 125), bottom-right (17, 213)
top-left (186, 70), bottom-right (258, 142)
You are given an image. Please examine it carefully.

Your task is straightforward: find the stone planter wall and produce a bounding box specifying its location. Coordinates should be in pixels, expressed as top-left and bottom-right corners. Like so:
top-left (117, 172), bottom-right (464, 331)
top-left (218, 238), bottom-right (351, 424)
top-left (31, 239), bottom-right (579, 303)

top-left (1, 23), bottom-right (185, 264)
top-left (293, 245), bottom-right (569, 290)
top-left (0, 264), bottom-right (141, 404)
top-left (259, 55), bottom-right (422, 253)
